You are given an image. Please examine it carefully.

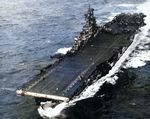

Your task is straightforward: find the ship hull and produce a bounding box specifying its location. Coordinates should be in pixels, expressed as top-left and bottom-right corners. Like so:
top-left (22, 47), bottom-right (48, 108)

top-left (16, 9), bottom-right (146, 105)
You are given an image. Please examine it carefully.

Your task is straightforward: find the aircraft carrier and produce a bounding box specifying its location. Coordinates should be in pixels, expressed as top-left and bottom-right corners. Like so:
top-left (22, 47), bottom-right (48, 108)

top-left (16, 7), bottom-right (146, 104)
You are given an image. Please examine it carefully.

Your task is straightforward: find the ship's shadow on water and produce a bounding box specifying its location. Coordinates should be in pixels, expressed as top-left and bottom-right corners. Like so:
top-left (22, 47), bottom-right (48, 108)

top-left (59, 63), bottom-right (150, 119)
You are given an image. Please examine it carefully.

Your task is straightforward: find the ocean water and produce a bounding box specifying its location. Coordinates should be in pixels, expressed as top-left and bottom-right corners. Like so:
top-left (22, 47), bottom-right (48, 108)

top-left (0, 0), bottom-right (150, 119)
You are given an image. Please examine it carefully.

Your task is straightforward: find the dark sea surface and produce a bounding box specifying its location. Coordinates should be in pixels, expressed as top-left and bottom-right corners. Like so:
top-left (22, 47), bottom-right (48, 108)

top-left (0, 0), bottom-right (150, 119)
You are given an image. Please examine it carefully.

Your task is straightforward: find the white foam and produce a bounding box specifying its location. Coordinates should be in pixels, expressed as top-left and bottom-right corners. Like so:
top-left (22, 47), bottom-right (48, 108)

top-left (47, 40), bottom-right (51, 43)
top-left (55, 47), bottom-right (71, 54)
top-left (116, 4), bottom-right (136, 7)
top-left (19, 63), bottom-right (25, 66)
top-left (124, 57), bottom-right (146, 68)
top-left (38, 102), bottom-right (68, 118)
top-left (137, 0), bottom-right (150, 36)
